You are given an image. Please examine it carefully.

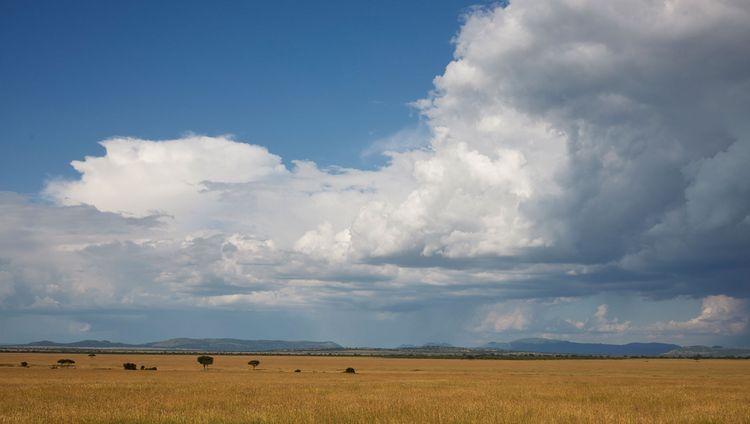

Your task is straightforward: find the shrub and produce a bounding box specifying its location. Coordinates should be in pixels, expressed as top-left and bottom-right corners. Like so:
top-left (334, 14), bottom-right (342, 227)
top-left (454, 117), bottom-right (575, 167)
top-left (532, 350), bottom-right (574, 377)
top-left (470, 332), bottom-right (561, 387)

top-left (248, 360), bottom-right (260, 370)
top-left (294, 369), bottom-right (301, 373)
top-left (88, 353), bottom-right (96, 357)
top-left (20, 361), bottom-right (28, 367)
top-left (344, 367), bottom-right (356, 374)
top-left (57, 359), bottom-right (75, 367)
top-left (123, 362), bottom-right (137, 370)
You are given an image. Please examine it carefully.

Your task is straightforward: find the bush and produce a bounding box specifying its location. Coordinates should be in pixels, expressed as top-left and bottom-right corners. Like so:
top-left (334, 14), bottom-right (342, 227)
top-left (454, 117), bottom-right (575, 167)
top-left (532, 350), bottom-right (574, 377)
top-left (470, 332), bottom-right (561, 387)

top-left (20, 361), bottom-right (28, 367)
top-left (88, 353), bottom-right (96, 357)
top-left (57, 359), bottom-right (75, 367)
top-left (248, 360), bottom-right (260, 370)
top-left (143, 366), bottom-right (157, 371)
top-left (294, 369), bottom-right (301, 373)
top-left (123, 362), bottom-right (137, 370)
top-left (344, 367), bottom-right (356, 374)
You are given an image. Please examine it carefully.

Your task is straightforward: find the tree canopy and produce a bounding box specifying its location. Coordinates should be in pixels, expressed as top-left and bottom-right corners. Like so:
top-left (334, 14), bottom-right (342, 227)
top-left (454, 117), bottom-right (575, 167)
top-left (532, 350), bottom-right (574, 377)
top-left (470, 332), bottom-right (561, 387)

top-left (197, 355), bottom-right (214, 370)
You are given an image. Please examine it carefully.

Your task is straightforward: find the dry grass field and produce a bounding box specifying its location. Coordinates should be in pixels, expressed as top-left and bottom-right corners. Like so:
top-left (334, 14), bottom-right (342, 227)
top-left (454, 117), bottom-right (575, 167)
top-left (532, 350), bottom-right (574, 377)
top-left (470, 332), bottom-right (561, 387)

top-left (1, 353), bottom-right (749, 423)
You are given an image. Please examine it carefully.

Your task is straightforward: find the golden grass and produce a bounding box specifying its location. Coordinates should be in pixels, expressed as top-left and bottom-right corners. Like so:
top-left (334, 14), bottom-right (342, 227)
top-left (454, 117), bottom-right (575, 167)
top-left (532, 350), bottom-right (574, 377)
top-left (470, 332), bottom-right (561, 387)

top-left (1, 353), bottom-right (749, 423)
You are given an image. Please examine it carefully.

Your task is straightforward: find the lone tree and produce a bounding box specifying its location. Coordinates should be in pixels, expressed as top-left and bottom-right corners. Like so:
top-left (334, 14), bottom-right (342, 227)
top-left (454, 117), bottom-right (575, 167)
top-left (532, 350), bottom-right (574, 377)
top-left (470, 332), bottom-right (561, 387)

top-left (197, 355), bottom-right (214, 370)
top-left (123, 362), bottom-right (137, 370)
top-left (57, 359), bottom-right (75, 367)
top-left (248, 360), bottom-right (260, 370)
top-left (344, 367), bottom-right (356, 374)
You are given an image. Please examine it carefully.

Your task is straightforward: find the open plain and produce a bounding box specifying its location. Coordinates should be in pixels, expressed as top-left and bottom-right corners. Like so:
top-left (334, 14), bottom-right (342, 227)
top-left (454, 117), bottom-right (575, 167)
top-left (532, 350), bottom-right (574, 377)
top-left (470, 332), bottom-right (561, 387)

top-left (0, 353), bottom-right (749, 423)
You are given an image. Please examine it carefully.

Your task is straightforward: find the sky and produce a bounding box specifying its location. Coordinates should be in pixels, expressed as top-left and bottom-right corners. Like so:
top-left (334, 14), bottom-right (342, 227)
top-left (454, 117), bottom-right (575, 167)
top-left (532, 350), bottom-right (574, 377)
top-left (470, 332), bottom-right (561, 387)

top-left (1, 0), bottom-right (749, 348)
top-left (1, 0), bottom-right (490, 193)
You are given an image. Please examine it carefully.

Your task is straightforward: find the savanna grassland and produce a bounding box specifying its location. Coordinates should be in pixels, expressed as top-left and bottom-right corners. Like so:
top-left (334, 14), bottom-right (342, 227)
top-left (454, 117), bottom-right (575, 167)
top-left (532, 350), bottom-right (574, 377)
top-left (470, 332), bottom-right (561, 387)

top-left (1, 353), bottom-right (749, 423)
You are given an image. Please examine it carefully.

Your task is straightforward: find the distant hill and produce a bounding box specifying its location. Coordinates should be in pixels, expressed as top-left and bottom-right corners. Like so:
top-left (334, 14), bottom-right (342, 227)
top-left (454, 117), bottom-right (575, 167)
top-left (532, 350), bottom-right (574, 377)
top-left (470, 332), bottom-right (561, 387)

top-left (397, 342), bottom-right (455, 349)
top-left (662, 345), bottom-right (750, 358)
top-left (480, 338), bottom-right (681, 356)
top-left (145, 338), bottom-right (342, 352)
top-left (481, 342), bottom-right (511, 350)
top-left (10, 338), bottom-right (342, 352)
top-left (420, 342), bottom-right (454, 348)
top-left (26, 339), bottom-right (137, 348)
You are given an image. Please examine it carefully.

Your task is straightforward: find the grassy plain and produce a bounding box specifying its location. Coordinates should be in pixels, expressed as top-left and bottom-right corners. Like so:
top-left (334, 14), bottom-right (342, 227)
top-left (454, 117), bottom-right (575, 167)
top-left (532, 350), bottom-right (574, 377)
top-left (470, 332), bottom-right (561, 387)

top-left (1, 353), bottom-right (749, 423)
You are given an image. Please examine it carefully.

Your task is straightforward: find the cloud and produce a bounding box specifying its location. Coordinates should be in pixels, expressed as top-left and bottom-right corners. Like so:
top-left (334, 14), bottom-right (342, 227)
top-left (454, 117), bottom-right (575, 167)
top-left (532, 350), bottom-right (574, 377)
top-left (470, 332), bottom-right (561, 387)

top-left (414, 0), bottom-right (750, 298)
top-left (684, 140), bottom-right (750, 231)
top-left (45, 136), bottom-right (288, 218)
top-left (566, 304), bottom-right (631, 334)
top-left (361, 124), bottom-right (432, 158)
top-left (0, 192), bottom-right (165, 308)
top-left (69, 322), bottom-right (92, 333)
top-left (477, 302), bottom-right (532, 332)
top-left (648, 295), bottom-right (749, 336)
top-left (42, 1), bottom-right (750, 288)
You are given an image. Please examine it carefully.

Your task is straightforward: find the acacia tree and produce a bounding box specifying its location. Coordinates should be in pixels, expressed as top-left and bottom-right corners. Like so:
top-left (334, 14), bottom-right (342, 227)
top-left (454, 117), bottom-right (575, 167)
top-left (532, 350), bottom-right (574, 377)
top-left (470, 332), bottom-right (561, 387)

top-left (197, 355), bottom-right (214, 370)
top-left (248, 360), bottom-right (260, 370)
top-left (57, 359), bottom-right (75, 367)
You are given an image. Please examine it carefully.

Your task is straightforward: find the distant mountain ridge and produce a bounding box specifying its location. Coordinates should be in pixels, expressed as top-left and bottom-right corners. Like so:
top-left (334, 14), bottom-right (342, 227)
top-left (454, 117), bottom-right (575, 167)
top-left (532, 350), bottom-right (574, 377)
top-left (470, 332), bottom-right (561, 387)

top-left (10, 337), bottom-right (750, 357)
top-left (147, 338), bottom-right (342, 352)
top-left (14, 338), bottom-right (342, 352)
top-left (662, 345), bottom-right (750, 358)
top-left (480, 338), bottom-right (681, 356)
top-left (397, 342), bottom-right (455, 349)
top-left (26, 339), bottom-right (136, 348)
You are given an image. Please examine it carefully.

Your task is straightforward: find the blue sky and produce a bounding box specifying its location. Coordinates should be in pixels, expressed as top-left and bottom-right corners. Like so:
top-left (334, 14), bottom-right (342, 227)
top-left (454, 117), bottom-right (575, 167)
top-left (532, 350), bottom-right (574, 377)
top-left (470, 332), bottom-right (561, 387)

top-left (1, 0), bottom-right (492, 193)
top-left (1, 0), bottom-right (749, 348)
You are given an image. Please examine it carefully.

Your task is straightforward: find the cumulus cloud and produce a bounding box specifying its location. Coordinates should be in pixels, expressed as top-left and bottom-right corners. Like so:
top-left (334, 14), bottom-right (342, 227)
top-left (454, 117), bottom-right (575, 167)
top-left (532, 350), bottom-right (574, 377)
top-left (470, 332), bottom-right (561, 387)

top-left (432, 0), bottom-right (750, 264)
top-left (45, 136), bottom-right (287, 217)
top-left (3, 0), bottom-right (750, 344)
top-left (69, 322), bottom-right (92, 333)
top-left (684, 141), bottom-right (750, 231)
top-left (361, 124), bottom-right (432, 158)
top-left (566, 304), bottom-right (631, 334)
top-left (477, 302), bottom-right (532, 332)
top-left (649, 295), bottom-right (749, 335)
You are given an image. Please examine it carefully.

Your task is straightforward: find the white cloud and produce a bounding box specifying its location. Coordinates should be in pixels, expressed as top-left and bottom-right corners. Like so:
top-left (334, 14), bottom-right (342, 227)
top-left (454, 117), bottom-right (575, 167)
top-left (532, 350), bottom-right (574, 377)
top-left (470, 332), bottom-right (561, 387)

top-left (295, 223), bottom-right (352, 263)
top-left (558, 297), bottom-right (748, 338)
top-left (579, 304), bottom-right (631, 333)
top-left (45, 136), bottom-right (288, 218)
top-left (361, 124), bottom-right (432, 158)
top-left (649, 295), bottom-right (749, 335)
top-left (69, 322), bottom-right (92, 333)
top-left (477, 302), bottom-right (532, 332)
